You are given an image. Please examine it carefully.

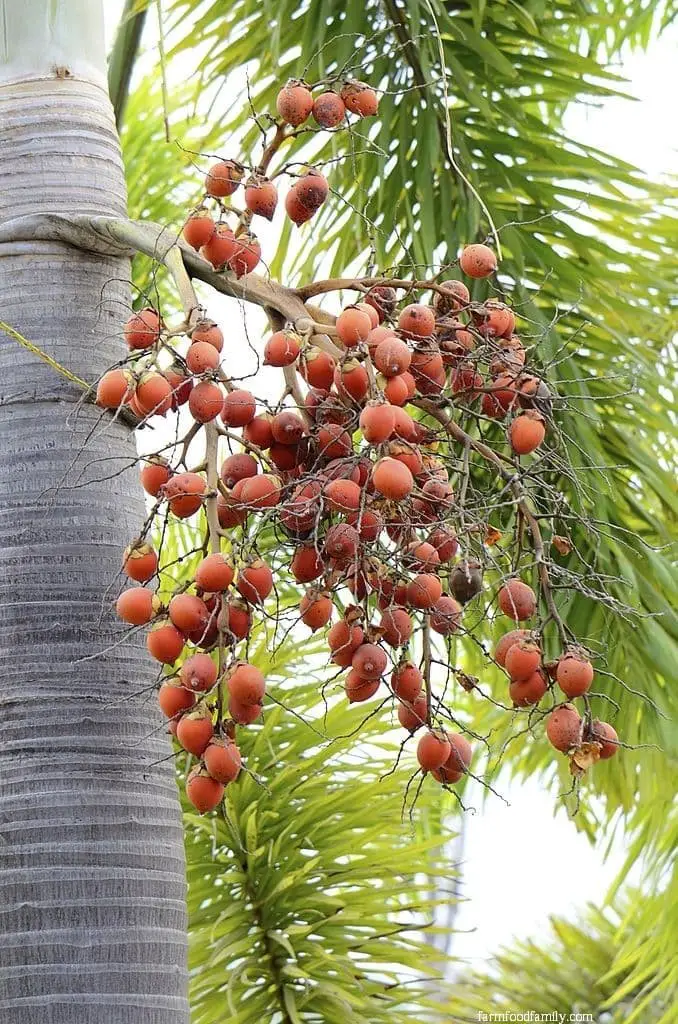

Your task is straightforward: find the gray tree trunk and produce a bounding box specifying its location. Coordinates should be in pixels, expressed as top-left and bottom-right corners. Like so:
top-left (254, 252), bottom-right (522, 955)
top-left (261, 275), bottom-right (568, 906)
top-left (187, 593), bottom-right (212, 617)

top-left (0, 3), bottom-right (189, 1021)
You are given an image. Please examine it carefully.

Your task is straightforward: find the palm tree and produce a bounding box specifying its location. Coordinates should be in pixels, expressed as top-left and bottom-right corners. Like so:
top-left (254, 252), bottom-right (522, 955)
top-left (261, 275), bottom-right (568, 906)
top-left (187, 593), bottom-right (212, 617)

top-left (1, 1), bottom-right (675, 1021)
top-left (0, 2), bottom-right (189, 1020)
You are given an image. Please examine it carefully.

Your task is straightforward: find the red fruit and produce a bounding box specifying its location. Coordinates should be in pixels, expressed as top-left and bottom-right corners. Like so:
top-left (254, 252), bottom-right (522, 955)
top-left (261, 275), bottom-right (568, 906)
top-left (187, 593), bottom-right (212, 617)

top-left (271, 410), bottom-right (305, 446)
top-left (429, 595), bottom-right (462, 635)
top-left (186, 766), bottom-right (224, 813)
top-left (494, 629), bottom-right (531, 667)
top-left (123, 542), bottom-right (158, 583)
top-left (136, 373), bottom-right (173, 417)
top-left (205, 159), bottom-right (243, 197)
top-left (340, 80), bottom-right (378, 117)
top-left (459, 243), bottom-right (497, 278)
top-left (556, 653), bottom-right (594, 698)
top-left (279, 481), bottom-right (322, 533)
top-left (140, 458), bottom-right (171, 497)
top-left (220, 453), bottom-right (258, 488)
top-left (406, 573), bottom-right (442, 610)
top-left (428, 526), bottom-right (458, 563)
top-left (264, 330), bottom-right (301, 367)
top-left (510, 671), bottom-right (548, 707)
top-left (505, 640), bottom-right (542, 681)
top-left (276, 82), bottom-right (314, 126)
top-left (222, 389), bottom-right (256, 427)
top-left (417, 730), bottom-right (452, 771)
top-left (324, 478), bottom-right (361, 513)
top-left (354, 302), bottom-right (380, 331)
top-left (398, 304), bottom-right (435, 339)
top-left (372, 457), bottom-right (413, 500)
top-left (365, 286), bottom-right (397, 321)
top-left (291, 545), bottom-right (324, 583)
top-left (351, 643), bottom-right (387, 680)
top-left (329, 620), bottom-right (364, 667)
top-left (228, 662), bottom-right (265, 705)
top-left (244, 177), bottom-right (278, 220)
top-left (195, 553), bottom-right (234, 592)
top-left (147, 621), bottom-right (184, 664)
top-left (433, 279), bottom-right (470, 316)
top-left (180, 653), bottom-right (218, 692)
top-left (237, 560), bottom-right (274, 603)
top-left (225, 600), bottom-right (252, 640)
top-left (243, 414), bottom-right (274, 449)
top-left (398, 694), bottom-right (428, 733)
top-left (164, 364), bottom-right (193, 408)
top-left (391, 662), bottom-right (423, 702)
top-left (203, 738), bottom-right (242, 784)
top-left (432, 733), bottom-right (473, 784)
top-left (380, 607), bottom-right (412, 647)
top-left (481, 374), bottom-right (519, 420)
top-left (239, 473), bottom-right (281, 509)
top-left (124, 307), bottom-right (161, 350)
top-left (345, 671), bottom-right (380, 703)
top-left (510, 412), bottom-right (546, 455)
top-left (476, 301), bottom-right (515, 339)
top-left (406, 541), bottom-right (440, 571)
top-left (591, 720), bottom-right (618, 759)
top-left (186, 341), bottom-right (220, 374)
top-left (293, 170), bottom-right (329, 213)
top-left (300, 347), bottom-right (336, 389)
top-left (158, 681), bottom-right (195, 718)
top-left (163, 472), bottom-right (206, 519)
top-left (169, 594), bottom-right (210, 635)
top-left (383, 373), bottom-right (413, 406)
top-left (285, 188), bottom-right (315, 226)
top-left (317, 422), bottom-right (352, 459)
top-left (201, 224), bottom-right (237, 268)
top-left (188, 380), bottom-right (224, 423)
top-left (374, 338), bottom-right (412, 377)
top-left (312, 91), bottom-right (346, 128)
top-left (367, 326), bottom-right (396, 351)
top-left (183, 210), bottom-right (215, 250)
top-left (269, 441), bottom-right (302, 472)
top-left (191, 319), bottom-right (224, 351)
top-left (546, 704), bottom-right (582, 753)
top-left (116, 587), bottom-right (160, 625)
top-left (228, 234), bottom-right (261, 278)
top-left (300, 591), bottom-right (333, 631)
top-left (336, 360), bottom-right (369, 403)
top-left (325, 523), bottom-right (360, 561)
top-left (490, 336), bottom-right (526, 376)
top-left (347, 508), bottom-right (383, 542)
top-left (229, 697), bottom-right (262, 725)
top-left (96, 368), bottom-right (135, 408)
top-left (336, 305), bottom-right (372, 347)
top-left (451, 364), bottom-right (483, 401)
top-left (498, 579), bottom-right (537, 621)
top-left (176, 710), bottom-right (214, 756)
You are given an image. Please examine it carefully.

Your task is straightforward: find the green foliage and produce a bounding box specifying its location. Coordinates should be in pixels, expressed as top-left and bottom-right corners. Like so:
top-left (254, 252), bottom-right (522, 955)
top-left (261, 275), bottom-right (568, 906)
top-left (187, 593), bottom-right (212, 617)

top-left (184, 642), bottom-right (458, 1023)
top-left (447, 876), bottom-right (677, 1023)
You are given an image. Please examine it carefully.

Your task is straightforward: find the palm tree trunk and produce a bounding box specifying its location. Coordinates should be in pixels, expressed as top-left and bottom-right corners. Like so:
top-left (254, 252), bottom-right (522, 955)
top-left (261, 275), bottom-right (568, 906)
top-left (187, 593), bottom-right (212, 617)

top-left (0, 3), bottom-right (189, 1021)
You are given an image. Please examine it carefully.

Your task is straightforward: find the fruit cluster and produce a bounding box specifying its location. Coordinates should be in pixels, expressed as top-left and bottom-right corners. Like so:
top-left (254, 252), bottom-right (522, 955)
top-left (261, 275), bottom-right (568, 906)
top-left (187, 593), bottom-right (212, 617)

top-left (178, 76), bottom-right (379, 277)
top-left (99, 76), bottom-right (618, 814)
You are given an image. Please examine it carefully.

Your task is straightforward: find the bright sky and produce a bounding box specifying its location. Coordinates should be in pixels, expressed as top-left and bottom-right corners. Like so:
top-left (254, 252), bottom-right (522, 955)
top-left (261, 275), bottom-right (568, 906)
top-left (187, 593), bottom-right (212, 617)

top-left (103, 1), bottom-right (676, 968)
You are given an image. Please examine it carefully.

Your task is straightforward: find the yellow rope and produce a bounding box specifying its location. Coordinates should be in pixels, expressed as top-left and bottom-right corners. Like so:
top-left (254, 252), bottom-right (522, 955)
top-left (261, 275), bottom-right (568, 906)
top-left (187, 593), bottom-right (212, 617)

top-left (0, 320), bottom-right (90, 390)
